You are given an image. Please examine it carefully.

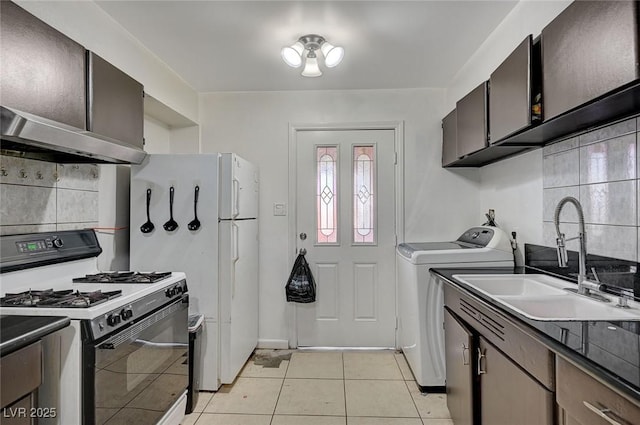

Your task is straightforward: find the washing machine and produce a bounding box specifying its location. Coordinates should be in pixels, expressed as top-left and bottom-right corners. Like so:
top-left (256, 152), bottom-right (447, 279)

top-left (396, 226), bottom-right (513, 391)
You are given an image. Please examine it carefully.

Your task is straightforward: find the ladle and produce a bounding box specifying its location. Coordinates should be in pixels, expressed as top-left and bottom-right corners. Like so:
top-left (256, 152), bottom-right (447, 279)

top-left (140, 188), bottom-right (155, 233)
top-left (188, 185), bottom-right (201, 231)
top-left (163, 186), bottom-right (179, 232)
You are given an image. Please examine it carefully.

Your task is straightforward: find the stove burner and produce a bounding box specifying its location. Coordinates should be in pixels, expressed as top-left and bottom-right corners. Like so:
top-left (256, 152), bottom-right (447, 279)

top-left (0, 289), bottom-right (122, 308)
top-left (72, 271), bottom-right (172, 284)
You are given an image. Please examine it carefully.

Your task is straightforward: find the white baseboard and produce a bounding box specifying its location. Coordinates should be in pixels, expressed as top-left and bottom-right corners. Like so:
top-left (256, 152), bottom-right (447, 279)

top-left (257, 339), bottom-right (290, 349)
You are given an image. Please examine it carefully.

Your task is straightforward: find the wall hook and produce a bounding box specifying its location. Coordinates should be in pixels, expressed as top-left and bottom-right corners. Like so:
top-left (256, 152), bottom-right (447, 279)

top-left (36, 171), bottom-right (44, 180)
top-left (0, 168), bottom-right (7, 177)
top-left (19, 169), bottom-right (28, 179)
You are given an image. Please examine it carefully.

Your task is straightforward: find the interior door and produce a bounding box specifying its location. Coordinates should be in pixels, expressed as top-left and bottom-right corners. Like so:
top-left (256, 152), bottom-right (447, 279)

top-left (295, 129), bottom-right (396, 347)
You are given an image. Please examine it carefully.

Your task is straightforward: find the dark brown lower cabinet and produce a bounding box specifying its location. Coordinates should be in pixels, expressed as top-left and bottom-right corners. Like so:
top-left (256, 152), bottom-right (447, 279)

top-left (444, 308), bottom-right (474, 425)
top-left (556, 356), bottom-right (640, 425)
top-left (443, 301), bottom-right (554, 425)
top-left (478, 336), bottom-right (554, 425)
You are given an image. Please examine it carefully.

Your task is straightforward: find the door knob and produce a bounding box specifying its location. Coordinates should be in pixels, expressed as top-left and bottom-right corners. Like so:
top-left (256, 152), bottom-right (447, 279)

top-left (300, 233), bottom-right (307, 240)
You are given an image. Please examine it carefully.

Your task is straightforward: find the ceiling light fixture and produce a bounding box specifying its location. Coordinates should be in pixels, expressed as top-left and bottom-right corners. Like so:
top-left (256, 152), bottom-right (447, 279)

top-left (281, 34), bottom-right (344, 77)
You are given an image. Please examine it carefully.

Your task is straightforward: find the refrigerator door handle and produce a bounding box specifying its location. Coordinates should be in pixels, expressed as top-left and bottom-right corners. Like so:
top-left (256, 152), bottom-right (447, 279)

top-left (231, 222), bottom-right (240, 298)
top-left (232, 178), bottom-right (240, 218)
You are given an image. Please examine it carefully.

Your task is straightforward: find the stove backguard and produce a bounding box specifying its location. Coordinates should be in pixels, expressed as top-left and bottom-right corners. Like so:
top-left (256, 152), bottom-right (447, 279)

top-left (0, 229), bottom-right (102, 273)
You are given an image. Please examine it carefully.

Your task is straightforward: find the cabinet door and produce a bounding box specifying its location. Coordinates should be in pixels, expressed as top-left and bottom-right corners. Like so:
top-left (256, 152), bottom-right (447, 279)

top-left (0, 1), bottom-right (86, 129)
top-left (456, 82), bottom-right (488, 158)
top-left (88, 52), bottom-right (144, 148)
top-left (441, 109), bottom-right (458, 166)
top-left (444, 309), bottom-right (474, 425)
top-left (542, 1), bottom-right (639, 120)
top-left (557, 356), bottom-right (640, 425)
top-left (489, 36), bottom-right (533, 143)
top-left (479, 337), bottom-right (553, 425)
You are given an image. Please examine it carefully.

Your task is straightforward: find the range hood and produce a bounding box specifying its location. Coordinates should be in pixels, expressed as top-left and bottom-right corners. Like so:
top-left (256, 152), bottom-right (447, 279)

top-left (1, 106), bottom-right (147, 164)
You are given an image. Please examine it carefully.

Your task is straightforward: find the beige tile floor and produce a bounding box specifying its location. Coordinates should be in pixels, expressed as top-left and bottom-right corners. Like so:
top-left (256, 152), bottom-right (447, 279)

top-left (182, 350), bottom-right (453, 425)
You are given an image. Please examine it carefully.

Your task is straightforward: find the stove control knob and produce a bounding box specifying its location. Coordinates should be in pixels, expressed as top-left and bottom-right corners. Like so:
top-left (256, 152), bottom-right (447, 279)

top-left (165, 287), bottom-right (175, 298)
top-left (52, 237), bottom-right (64, 248)
top-left (176, 285), bottom-right (183, 294)
top-left (120, 308), bottom-right (133, 321)
top-left (107, 314), bottom-right (121, 327)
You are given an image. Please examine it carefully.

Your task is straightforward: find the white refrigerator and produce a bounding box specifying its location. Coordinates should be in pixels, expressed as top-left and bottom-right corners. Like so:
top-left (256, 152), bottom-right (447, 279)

top-left (130, 153), bottom-right (259, 390)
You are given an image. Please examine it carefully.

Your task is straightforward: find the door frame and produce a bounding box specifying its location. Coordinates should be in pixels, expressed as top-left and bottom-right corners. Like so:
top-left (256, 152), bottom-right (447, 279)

top-left (287, 121), bottom-right (405, 348)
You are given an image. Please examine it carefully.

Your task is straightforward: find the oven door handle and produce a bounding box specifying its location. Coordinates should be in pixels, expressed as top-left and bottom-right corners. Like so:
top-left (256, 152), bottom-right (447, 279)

top-left (97, 296), bottom-right (187, 350)
top-left (134, 339), bottom-right (188, 348)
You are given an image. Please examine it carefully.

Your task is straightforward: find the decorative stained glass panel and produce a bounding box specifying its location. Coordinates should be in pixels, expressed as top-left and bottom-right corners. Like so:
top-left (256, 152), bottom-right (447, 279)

top-left (317, 146), bottom-right (338, 244)
top-left (353, 145), bottom-right (376, 244)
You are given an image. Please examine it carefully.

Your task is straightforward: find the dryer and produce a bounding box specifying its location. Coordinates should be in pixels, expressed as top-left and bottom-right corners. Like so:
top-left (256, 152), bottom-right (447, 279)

top-left (396, 226), bottom-right (513, 391)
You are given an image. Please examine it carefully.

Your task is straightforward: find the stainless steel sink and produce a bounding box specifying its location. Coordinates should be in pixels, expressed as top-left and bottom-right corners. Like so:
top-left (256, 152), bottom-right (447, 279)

top-left (452, 274), bottom-right (640, 321)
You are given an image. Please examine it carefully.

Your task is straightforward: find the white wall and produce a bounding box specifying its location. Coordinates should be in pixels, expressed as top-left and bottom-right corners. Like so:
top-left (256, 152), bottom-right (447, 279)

top-left (445, 0), bottom-right (571, 250)
top-left (144, 117), bottom-right (200, 154)
top-left (144, 117), bottom-right (172, 154)
top-left (170, 126), bottom-right (200, 154)
top-left (478, 149), bottom-right (543, 262)
top-left (199, 88), bottom-right (481, 345)
top-left (15, 0), bottom-right (199, 124)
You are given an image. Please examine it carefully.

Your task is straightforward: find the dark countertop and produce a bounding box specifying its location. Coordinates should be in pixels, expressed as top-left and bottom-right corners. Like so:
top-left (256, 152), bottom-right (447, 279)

top-left (431, 266), bottom-right (640, 404)
top-left (0, 315), bottom-right (70, 356)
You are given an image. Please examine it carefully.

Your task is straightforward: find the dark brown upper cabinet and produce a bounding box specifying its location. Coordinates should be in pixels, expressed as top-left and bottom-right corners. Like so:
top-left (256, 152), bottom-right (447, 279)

top-left (456, 81), bottom-right (489, 158)
top-left (1, 2), bottom-right (146, 163)
top-left (0, 0), bottom-right (86, 129)
top-left (441, 109), bottom-right (458, 167)
top-left (88, 52), bottom-right (144, 149)
top-left (442, 0), bottom-right (640, 168)
top-left (489, 35), bottom-right (542, 143)
top-left (542, 1), bottom-right (640, 121)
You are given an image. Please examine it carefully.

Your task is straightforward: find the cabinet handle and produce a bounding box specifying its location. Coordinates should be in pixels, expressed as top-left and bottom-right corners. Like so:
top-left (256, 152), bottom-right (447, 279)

top-left (583, 401), bottom-right (627, 425)
top-left (477, 347), bottom-right (486, 375)
top-left (462, 343), bottom-right (469, 365)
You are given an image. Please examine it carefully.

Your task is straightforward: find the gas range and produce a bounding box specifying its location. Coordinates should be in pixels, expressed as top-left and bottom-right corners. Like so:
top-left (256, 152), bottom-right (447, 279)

top-left (1, 270), bottom-right (187, 339)
top-left (0, 229), bottom-right (190, 425)
top-left (1, 288), bottom-right (123, 308)
top-left (0, 230), bottom-right (187, 319)
top-left (73, 271), bottom-right (173, 284)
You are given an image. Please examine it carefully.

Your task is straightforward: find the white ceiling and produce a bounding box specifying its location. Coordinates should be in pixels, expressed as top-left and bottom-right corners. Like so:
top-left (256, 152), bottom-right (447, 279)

top-left (95, 1), bottom-right (518, 92)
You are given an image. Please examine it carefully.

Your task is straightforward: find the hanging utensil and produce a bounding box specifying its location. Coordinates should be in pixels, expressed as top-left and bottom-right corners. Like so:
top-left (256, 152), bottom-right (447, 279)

top-left (188, 185), bottom-right (201, 231)
top-left (140, 188), bottom-right (155, 233)
top-left (163, 186), bottom-right (179, 232)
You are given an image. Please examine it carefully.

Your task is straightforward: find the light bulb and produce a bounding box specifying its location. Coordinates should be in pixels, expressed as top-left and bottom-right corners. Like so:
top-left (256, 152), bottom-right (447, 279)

top-left (321, 42), bottom-right (344, 67)
top-left (281, 41), bottom-right (304, 68)
top-left (301, 54), bottom-right (322, 77)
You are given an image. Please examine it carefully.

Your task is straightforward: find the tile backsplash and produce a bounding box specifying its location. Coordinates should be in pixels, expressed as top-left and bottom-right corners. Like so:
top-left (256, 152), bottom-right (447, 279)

top-left (0, 155), bottom-right (99, 235)
top-left (542, 116), bottom-right (639, 262)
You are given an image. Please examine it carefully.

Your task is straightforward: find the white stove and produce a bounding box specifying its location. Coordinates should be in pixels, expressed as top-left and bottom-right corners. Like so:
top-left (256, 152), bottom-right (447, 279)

top-left (1, 270), bottom-right (187, 320)
top-left (0, 230), bottom-right (189, 425)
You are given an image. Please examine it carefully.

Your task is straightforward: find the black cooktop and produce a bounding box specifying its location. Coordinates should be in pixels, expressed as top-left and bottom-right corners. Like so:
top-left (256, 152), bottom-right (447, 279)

top-left (72, 271), bottom-right (172, 284)
top-left (0, 289), bottom-right (122, 308)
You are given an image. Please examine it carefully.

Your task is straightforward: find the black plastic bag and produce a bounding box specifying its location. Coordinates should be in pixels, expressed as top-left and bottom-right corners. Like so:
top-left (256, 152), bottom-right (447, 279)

top-left (285, 253), bottom-right (316, 303)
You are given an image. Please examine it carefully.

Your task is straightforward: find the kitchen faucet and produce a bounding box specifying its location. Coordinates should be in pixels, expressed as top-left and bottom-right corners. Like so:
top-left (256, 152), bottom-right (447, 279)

top-left (554, 196), bottom-right (605, 299)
